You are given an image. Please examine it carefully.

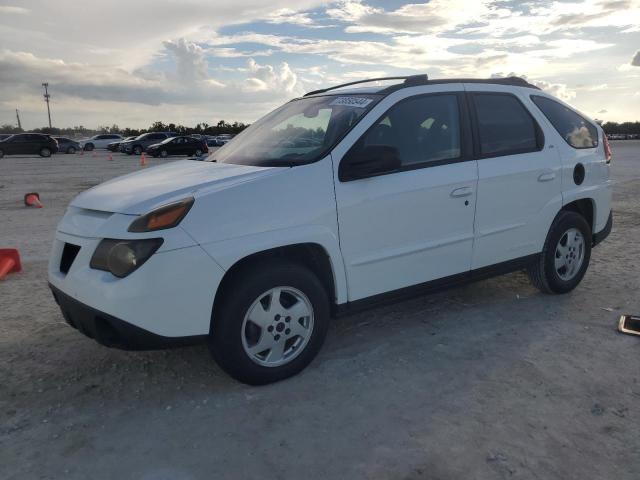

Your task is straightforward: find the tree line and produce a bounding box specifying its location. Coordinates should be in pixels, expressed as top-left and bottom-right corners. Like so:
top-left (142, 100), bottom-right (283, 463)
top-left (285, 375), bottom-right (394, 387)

top-left (0, 120), bottom-right (249, 137)
top-left (599, 121), bottom-right (640, 135)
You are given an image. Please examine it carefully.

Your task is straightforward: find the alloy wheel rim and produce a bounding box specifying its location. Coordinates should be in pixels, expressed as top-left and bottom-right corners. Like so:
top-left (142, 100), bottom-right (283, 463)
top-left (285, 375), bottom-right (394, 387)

top-left (241, 286), bottom-right (314, 367)
top-left (554, 228), bottom-right (585, 281)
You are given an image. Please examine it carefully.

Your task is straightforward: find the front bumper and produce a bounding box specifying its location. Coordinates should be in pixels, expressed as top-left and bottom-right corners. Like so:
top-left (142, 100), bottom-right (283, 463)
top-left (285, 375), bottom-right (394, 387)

top-left (49, 221), bottom-right (226, 339)
top-left (50, 284), bottom-right (205, 350)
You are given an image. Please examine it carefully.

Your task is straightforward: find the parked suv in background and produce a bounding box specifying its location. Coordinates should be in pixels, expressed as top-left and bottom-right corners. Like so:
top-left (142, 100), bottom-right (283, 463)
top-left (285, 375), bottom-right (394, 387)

top-left (53, 137), bottom-right (80, 154)
top-left (120, 132), bottom-right (177, 155)
top-left (0, 133), bottom-right (58, 157)
top-left (49, 75), bottom-right (612, 385)
top-left (80, 134), bottom-right (123, 151)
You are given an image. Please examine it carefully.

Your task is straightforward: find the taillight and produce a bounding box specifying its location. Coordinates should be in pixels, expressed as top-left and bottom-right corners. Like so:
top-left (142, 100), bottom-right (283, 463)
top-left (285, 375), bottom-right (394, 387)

top-left (603, 134), bottom-right (612, 164)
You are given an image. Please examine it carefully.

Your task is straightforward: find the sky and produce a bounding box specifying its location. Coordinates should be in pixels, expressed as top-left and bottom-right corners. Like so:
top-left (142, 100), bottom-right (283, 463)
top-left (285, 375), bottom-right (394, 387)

top-left (0, 0), bottom-right (639, 129)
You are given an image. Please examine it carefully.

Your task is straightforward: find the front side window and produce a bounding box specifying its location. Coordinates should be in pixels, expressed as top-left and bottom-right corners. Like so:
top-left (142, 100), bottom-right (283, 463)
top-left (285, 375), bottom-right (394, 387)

top-left (531, 95), bottom-right (598, 148)
top-left (211, 94), bottom-right (381, 167)
top-left (473, 93), bottom-right (540, 157)
top-left (358, 94), bottom-right (461, 167)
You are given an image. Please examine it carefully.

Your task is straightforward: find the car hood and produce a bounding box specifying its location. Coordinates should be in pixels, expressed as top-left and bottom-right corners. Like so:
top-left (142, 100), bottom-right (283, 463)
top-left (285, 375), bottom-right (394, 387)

top-left (70, 160), bottom-right (281, 215)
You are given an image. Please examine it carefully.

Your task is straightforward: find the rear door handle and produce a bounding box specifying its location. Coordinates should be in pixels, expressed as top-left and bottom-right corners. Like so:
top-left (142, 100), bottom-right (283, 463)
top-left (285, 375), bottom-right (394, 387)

top-left (450, 186), bottom-right (473, 198)
top-left (538, 171), bottom-right (556, 182)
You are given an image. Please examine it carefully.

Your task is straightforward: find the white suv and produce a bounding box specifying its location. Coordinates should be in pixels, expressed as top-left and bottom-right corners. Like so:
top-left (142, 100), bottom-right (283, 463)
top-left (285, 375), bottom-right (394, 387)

top-left (49, 75), bottom-right (613, 385)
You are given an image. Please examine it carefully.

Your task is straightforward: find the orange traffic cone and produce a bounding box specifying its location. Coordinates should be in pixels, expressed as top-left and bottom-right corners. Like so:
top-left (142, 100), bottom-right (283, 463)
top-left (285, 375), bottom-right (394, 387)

top-left (0, 249), bottom-right (21, 281)
top-left (108, 153), bottom-right (113, 161)
top-left (24, 192), bottom-right (43, 208)
top-left (140, 152), bottom-right (146, 166)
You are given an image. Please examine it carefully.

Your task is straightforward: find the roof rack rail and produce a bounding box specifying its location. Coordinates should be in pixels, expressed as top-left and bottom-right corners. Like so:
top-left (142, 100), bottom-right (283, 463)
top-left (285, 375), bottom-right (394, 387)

top-left (303, 74), bottom-right (428, 97)
top-left (303, 74), bottom-right (540, 98)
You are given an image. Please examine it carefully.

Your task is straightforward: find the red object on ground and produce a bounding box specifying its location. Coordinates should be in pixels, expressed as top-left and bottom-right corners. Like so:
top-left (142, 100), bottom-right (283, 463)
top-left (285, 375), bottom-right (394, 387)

top-left (24, 192), bottom-right (43, 208)
top-left (0, 248), bottom-right (21, 280)
top-left (108, 153), bottom-right (113, 161)
top-left (140, 152), bottom-right (146, 166)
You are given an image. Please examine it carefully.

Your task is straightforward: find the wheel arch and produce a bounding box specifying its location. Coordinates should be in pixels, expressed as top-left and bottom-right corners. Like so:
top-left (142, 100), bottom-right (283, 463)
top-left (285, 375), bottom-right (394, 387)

top-left (212, 243), bottom-right (341, 328)
top-left (562, 197), bottom-right (595, 232)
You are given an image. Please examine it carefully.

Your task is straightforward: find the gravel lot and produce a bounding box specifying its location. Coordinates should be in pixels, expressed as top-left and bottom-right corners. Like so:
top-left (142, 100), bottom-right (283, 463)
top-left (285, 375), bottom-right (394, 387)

top-left (1, 143), bottom-right (640, 480)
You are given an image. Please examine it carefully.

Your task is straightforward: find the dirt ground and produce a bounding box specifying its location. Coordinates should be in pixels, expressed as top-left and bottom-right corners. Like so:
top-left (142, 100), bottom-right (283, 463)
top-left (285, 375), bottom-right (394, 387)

top-left (1, 143), bottom-right (639, 480)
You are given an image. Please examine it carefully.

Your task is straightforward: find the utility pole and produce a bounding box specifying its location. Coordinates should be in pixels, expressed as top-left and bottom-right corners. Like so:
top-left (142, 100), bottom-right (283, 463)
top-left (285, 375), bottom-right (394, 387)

top-left (42, 82), bottom-right (52, 129)
top-left (15, 109), bottom-right (22, 130)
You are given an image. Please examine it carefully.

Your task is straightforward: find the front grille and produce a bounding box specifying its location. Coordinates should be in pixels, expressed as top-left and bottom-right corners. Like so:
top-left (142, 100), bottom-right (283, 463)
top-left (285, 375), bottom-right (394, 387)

top-left (60, 243), bottom-right (81, 274)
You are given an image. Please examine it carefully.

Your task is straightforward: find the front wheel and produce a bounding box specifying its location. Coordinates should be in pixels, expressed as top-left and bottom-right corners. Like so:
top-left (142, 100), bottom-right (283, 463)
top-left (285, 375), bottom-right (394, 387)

top-left (528, 210), bottom-right (592, 294)
top-left (133, 146), bottom-right (143, 155)
top-left (39, 147), bottom-right (52, 157)
top-left (160, 149), bottom-right (168, 158)
top-left (209, 261), bottom-right (330, 385)
top-left (84, 143), bottom-right (94, 151)
top-left (194, 149), bottom-right (203, 156)
top-left (0, 149), bottom-right (4, 158)
top-left (67, 146), bottom-right (76, 154)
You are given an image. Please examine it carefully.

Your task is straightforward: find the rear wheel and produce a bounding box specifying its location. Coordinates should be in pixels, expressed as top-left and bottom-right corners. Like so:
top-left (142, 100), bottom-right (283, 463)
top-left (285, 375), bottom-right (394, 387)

top-left (194, 148), bottom-right (203, 156)
top-left (84, 143), bottom-right (94, 151)
top-left (209, 260), bottom-right (330, 385)
top-left (528, 210), bottom-right (591, 294)
top-left (0, 149), bottom-right (4, 158)
top-left (39, 147), bottom-right (51, 157)
top-left (160, 149), bottom-right (168, 158)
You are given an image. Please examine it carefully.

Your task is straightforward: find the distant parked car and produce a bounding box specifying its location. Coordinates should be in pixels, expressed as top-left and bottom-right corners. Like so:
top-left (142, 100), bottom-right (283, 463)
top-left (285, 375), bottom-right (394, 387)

top-left (107, 136), bottom-right (137, 152)
top-left (147, 136), bottom-right (208, 158)
top-left (209, 134), bottom-right (235, 146)
top-left (0, 133), bottom-right (58, 158)
top-left (120, 132), bottom-right (177, 155)
top-left (53, 136), bottom-right (81, 154)
top-left (80, 134), bottom-right (123, 151)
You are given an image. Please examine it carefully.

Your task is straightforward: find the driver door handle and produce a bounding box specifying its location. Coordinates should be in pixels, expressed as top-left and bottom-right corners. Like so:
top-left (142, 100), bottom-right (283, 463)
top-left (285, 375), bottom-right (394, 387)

top-left (450, 186), bottom-right (473, 198)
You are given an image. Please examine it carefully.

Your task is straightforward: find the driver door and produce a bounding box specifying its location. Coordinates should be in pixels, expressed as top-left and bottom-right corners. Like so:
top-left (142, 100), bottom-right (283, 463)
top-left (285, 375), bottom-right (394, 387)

top-left (332, 89), bottom-right (478, 301)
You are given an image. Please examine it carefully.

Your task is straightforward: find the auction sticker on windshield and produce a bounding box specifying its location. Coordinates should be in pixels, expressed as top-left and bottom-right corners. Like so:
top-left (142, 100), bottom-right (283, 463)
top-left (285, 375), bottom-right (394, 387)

top-left (329, 97), bottom-right (374, 108)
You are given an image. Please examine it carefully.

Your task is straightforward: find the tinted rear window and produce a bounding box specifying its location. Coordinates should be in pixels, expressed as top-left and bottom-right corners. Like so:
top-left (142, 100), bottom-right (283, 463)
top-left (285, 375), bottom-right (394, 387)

top-left (473, 93), bottom-right (540, 157)
top-left (531, 95), bottom-right (598, 149)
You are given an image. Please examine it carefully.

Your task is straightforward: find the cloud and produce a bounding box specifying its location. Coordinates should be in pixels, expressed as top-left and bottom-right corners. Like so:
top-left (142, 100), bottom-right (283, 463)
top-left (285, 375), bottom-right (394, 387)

top-left (632, 50), bottom-right (640, 66)
top-left (244, 58), bottom-right (300, 93)
top-left (0, 5), bottom-right (29, 14)
top-left (162, 39), bottom-right (210, 83)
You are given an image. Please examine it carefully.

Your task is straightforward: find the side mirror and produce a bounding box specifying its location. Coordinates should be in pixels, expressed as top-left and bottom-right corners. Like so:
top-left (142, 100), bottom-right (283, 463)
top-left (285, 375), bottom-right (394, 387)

top-left (340, 144), bottom-right (401, 181)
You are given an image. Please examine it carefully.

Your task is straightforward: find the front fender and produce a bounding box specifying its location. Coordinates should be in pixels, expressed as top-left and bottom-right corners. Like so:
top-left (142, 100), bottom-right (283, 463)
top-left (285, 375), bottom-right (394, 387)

top-left (199, 225), bottom-right (348, 305)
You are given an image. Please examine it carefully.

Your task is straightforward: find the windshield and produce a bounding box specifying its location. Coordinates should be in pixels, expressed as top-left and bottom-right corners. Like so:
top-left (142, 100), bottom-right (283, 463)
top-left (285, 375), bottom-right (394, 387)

top-left (209, 94), bottom-right (381, 166)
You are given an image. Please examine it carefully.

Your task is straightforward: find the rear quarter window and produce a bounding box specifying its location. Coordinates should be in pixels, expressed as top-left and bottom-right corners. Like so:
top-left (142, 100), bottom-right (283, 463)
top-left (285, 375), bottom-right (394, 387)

top-left (531, 95), bottom-right (598, 149)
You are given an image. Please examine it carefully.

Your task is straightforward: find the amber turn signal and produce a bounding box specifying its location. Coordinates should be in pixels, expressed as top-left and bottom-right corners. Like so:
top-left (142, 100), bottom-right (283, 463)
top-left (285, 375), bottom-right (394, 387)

top-left (128, 198), bottom-right (194, 232)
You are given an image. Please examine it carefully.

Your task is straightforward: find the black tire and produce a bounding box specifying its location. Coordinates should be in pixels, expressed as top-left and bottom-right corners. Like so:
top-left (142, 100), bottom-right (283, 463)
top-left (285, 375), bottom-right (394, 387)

top-left (527, 210), bottom-right (592, 294)
top-left (0, 149), bottom-right (4, 159)
top-left (67, 146), bottom-right (76, 154)
top-left (39, 147), bottom-right (51, 157)
top-left (160, 149), bottom-right (168, 158)
top-left (133, 145), bottom-right (143, 155)
top-left (84, 143), bottom-right (94, 151)
top-left (209, 260), bottom-right (330, 385)
top-left (194, 149), bottom-right (202, 156)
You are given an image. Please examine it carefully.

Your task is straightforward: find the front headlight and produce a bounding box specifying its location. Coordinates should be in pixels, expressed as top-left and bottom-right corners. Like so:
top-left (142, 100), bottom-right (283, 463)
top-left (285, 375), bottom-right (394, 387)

top-left (128, 198), bottom-right (194, 233)
top-left (90, 238), bottom-right (163, 278)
